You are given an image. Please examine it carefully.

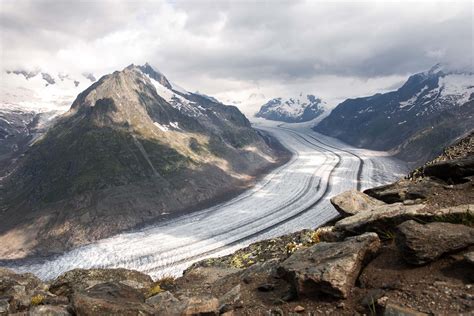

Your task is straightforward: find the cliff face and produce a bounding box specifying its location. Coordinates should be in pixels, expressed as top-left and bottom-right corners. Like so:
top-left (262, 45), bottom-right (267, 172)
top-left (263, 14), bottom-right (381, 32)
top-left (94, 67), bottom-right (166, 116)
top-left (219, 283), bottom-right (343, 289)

top-left (1, 134), bottom-right (472, 315)
top-left (0, 64), bottom-right (289, 260)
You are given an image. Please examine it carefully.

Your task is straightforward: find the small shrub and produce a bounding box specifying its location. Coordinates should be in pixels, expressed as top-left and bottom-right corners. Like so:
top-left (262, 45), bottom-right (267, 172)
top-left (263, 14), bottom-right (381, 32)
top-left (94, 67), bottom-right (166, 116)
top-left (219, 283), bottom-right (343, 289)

top-left (30, 294), bottom-right (45, 306)
top-left (147, 284), bottom-right (163, 298)
top-left (379, 229), bottom-right (396, 241)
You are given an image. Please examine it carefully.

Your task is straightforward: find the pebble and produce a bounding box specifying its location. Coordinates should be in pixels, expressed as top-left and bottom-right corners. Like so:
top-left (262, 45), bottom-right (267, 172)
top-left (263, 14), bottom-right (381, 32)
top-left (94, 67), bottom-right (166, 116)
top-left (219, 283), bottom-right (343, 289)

top-left (294, 305), bottom-right (305, 313)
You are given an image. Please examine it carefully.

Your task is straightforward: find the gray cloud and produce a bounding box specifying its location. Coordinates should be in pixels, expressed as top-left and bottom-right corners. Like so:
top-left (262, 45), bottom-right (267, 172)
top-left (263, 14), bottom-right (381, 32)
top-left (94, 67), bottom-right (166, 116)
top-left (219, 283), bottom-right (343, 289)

top-left (0, 0), bottom-right (472, 113)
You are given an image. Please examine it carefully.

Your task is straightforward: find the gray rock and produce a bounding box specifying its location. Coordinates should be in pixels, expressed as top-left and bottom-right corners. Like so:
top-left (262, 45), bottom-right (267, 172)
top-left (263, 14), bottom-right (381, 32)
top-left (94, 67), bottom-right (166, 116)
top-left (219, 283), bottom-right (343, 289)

top-left (330, 190), bottom-right (385, 217)
top-left (423, 156), bottom-right (474, 182)
top-left (181, 296), bottom-right (219, 316)
top-left (335, 204), bottom-right (473, 235)
top-left (396, 220), bottom-right (474, 265)
top-left (383, 302), bottom-right (428, 316)
top-left (218, 284), bottom-right (241, 311)
top-left (364, 179), bottom-right (433, 204)
top-left (334, 203), bottom-right (425, 233)
top-left (49, 268), bottom-right (153, 296)
top-left (464, 251), bottom-right (474, 265)
top-left (146, 291), bottom-right (185, 315)
top-left (360, 289), bottom-right (385, 307)
top-left (278, 232), bottom-right (381, 298)
top-left (71, 281), bottom-right (154, 315)
top-left (28, 305), bottom-right (71, 316)
top-left (183, 266), bottom-right (241, 285)
top-left (240, 258), bottom-right (280, 283)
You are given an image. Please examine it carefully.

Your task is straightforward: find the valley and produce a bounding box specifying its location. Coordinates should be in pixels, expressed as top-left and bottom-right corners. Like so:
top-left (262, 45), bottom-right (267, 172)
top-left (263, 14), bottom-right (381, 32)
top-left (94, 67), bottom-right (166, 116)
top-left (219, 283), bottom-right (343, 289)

top-left (2, 121), bottom-right (406, 280)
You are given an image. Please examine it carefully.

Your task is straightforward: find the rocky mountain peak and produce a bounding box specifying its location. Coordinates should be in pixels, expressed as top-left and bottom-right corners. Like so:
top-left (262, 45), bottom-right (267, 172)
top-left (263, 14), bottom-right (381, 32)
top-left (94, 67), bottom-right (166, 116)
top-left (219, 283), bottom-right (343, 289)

top-left (256, 93), bottom-right (326, 123)
top-left (136, 63), bottom-right (172, 90)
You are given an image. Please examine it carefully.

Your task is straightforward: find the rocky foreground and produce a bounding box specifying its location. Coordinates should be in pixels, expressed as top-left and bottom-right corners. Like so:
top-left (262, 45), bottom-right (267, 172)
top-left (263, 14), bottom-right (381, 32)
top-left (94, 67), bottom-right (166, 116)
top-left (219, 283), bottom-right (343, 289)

top-left (0, 135), bottom-right (473, 315)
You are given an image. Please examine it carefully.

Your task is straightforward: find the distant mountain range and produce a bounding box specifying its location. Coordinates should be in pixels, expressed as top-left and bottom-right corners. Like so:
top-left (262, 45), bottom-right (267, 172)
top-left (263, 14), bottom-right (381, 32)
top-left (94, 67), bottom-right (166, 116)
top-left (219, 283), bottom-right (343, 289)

top-left (315, 64), bottom-right (474, 165)
top-left (256, 94), bottom-right (326, 123)
top-left (0, 64), bottom-right (286, 259)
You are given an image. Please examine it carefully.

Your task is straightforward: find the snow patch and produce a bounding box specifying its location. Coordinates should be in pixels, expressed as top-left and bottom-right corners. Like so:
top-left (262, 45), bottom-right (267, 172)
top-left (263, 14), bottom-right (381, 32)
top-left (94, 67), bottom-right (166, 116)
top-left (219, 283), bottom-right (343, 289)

top-left (153, 122), bottom-right (169, 132)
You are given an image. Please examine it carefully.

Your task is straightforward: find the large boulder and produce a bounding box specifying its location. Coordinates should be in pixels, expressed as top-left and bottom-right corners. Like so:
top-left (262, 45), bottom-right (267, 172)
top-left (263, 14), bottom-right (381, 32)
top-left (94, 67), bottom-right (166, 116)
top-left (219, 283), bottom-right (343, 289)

top-left (364, 179), bottom-right (434, 204)
top-left (277, 232), bottom-right (381, 298)
top-left (146, 291), bottom-right (186, 315)
top-left (71, 282), bottom-right (154, 316)
top-left (423, 156), bottom-right (474, 182)
top-left (49, 268), bottom-right (153, 296)
top-left (330, 190), bottom-right (385, 217)
top-left (396, 220), bottom-right (474, 265)
top-left (334, 204), bottom-right (473, 235)
top-left (334, 203), bottom-right (426, 234)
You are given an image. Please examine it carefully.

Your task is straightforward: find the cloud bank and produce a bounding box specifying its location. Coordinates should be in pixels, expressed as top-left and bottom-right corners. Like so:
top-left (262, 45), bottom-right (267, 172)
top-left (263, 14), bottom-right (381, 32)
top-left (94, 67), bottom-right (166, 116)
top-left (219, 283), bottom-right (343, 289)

top-left (1, 0), bottom-right (472, 114)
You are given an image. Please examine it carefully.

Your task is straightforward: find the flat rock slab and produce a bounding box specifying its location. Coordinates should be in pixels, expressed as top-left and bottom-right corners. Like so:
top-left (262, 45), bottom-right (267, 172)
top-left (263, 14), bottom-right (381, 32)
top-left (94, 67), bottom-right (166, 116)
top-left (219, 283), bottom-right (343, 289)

top-left (330, 190), bottom-right (385, 217)
top-left (49, 268), bottom-right (153, 296)
top-left (396, 220), bottom-right (474, 265)
top-left (278, 232), bottom-right (381, 298)
top-left (335, 204), bottom-right (473, 235)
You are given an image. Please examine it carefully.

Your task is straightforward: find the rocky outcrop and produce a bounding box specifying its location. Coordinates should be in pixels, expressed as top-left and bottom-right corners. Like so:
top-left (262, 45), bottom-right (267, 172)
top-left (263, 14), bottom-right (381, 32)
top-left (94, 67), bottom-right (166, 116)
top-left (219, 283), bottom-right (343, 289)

top-left (396, 220), bottom-right (474, 265)
top-left (364, 178), bottom-right (432, 204)
top-left (422, 156), bottom-right (474, 182)
top-left (49, 268), bottom-right (153, 297)
top-left (71, 282), bottom-right (154, 315)
top-left (330, 190), bottom-right (385, 217)
top-left (278, 233), bottom-right (381, 298)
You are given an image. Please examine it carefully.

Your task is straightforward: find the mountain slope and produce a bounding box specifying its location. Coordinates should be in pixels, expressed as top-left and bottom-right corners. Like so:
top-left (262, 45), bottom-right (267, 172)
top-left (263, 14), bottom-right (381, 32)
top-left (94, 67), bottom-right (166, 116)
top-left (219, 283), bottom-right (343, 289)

top-left (314, 65), bottom-right (474, 165)
top-left (0, 64), bottom-right (287, 259)
top-left (256, 94), bottom-right (325, 123)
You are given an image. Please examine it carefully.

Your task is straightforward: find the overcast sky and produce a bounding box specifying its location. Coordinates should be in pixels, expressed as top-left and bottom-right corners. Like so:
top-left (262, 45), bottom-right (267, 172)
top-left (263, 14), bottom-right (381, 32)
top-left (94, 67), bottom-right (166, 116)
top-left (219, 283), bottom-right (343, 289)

top-left (0, 0), bottom-right (472, 114)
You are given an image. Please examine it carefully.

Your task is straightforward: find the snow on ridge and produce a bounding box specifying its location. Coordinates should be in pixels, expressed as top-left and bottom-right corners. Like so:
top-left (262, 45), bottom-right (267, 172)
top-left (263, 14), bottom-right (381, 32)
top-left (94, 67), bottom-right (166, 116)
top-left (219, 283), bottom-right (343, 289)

top-left (145, 74), bottom-right (203, 118)
top-left (261, 94), bottom-right (325, 118)
top-left (399, 85), bottom-right (429, 108)
top-left (153, 122), bottom-right (169, 132)
top-left (170, 82), bottom-right (189, 95)
top-left (438, 73), bottom-right (474, 106)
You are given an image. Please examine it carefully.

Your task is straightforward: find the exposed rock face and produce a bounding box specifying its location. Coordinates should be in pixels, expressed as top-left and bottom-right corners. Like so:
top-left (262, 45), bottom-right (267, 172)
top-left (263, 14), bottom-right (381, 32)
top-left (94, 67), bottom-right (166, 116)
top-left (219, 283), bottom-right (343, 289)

top-left (278, 233), bottom-right (381, 298)
top-left (396, 220), bottom-right (474, 265)
top-left (49, 268), bottom-right (153, 297)
top-left (330, 190), bottom-right (385, 217)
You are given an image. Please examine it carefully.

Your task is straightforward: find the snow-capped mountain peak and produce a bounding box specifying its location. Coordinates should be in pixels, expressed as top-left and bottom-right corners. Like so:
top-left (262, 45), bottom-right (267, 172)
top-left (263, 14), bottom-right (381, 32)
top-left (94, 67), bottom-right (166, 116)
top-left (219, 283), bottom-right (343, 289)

top-left (255, 93), bottom-right (326, 123)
